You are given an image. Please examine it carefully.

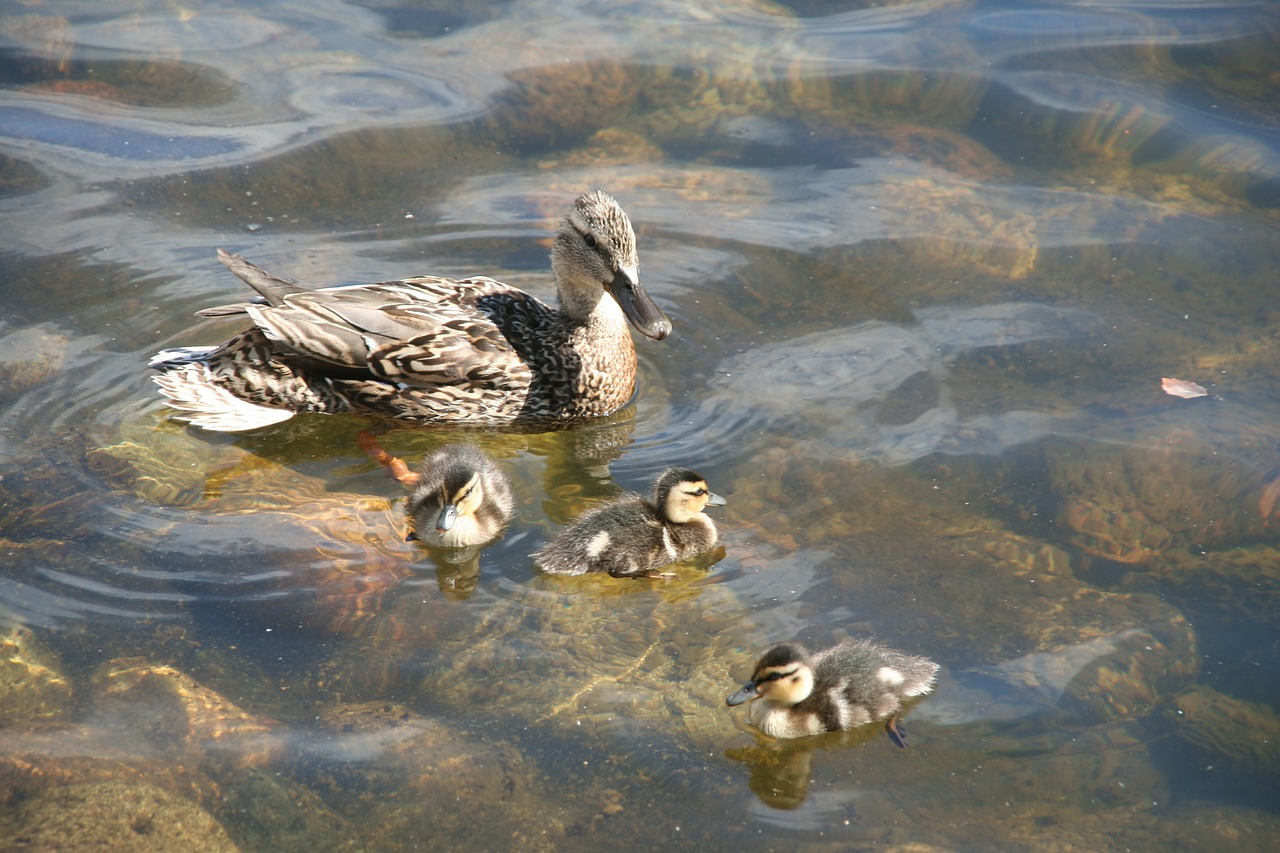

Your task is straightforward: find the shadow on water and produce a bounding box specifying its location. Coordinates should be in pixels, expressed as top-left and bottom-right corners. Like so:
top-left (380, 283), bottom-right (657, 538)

top-left (2, 0), bottom-right (1280, 849)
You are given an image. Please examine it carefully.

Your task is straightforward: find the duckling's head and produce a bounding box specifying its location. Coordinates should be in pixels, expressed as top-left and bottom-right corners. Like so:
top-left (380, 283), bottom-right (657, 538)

top-left (726, 644), bottom-right (815, 708)
top-left (406, 463), bottom-right (489, 542)
top-left (552, 190), bottom-right (670, 341)
top-left (654, 467), bottom-right (727, 523)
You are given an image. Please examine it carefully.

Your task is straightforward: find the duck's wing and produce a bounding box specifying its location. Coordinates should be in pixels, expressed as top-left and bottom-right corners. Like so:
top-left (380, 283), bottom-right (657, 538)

top-left (205, 249), bottom-right (311, 310)
top-left (240, 276), bottom-right (544, 388)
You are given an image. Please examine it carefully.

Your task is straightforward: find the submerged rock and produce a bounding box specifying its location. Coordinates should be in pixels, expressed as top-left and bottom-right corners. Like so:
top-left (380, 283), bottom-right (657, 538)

top-left (0, 323), bottom-right (67, 403)
top-left (1125, 544), bottom-right (1280, 631)
top-left (0, 779), bottom-right (240, 853)
top-left (0, 625), bottom-right (73, 726)
top-left (663, 301), bottom-right (1100, 465)
top-left (90, 658), bottom-right (281, 769)
top-left (1042, 405), bottom-right (1280, 564)
top-left (1162, 685), bottom-right (1280, 784)
top-left (288, 701), bottom-right (559, 849)
top-left (208, 767), bottom-right (352, 853)
top-left (299, 702), bottom-right (527, 797)
top-left (83, 420), bottom-right (226, 507)
top-left (1007, 801), bottom-right (1280, 852)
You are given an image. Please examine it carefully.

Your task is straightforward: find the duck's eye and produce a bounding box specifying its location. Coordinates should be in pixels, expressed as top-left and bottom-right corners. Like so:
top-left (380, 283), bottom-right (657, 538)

top-left (582, 232), bottom-right (598, 250)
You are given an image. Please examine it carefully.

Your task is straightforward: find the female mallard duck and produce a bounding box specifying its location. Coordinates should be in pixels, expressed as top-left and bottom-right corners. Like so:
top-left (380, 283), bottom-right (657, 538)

top-left (358, 431), bottom-right (515, 548)
top-left (726, 639), bottom-right (939, 747)
top-left (533, 467), bottom-right (726, 579)
top-left (151, 190), bottom-right (671, 432)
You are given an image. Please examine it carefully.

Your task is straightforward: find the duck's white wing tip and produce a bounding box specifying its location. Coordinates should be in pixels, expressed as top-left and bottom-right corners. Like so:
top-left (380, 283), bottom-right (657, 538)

top-left (148, 346), bottom-right (218, 368)
top-left (152, 364), bottom-right (294, 432)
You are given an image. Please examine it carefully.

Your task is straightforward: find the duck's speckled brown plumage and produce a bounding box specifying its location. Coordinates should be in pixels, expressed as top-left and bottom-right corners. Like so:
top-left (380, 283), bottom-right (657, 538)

top-left (151, 190), bottom-right (670, 432)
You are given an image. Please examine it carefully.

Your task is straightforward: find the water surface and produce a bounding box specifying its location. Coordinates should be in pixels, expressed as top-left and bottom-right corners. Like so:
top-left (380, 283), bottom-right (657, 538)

top-left (2, 0), bottom-right (1279, 850)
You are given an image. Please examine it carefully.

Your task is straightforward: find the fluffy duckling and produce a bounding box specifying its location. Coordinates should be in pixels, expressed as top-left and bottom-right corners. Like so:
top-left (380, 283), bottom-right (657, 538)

top-left (533, 467), bottom-right (726, 579)
top-left (358, 431), bottom-right (515, 548)
top-left (726, 639), bottom-right (939, 747)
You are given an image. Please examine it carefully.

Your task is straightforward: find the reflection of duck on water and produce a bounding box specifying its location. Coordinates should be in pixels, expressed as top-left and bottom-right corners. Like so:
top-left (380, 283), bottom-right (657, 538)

top-left (152, 190), bottom-right (670, 431)
top-left (727, 639), bottom-right (939, 747)
top-left (533, 467), bottom-right (726, 579)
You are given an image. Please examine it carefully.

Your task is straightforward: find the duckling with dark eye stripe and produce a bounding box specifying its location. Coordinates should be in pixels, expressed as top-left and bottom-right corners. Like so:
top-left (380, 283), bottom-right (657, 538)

top-left (533, 467), bottom-right (726, 579)
top-left (727, 640), bottom-right (939, 747)
top-left (358, 430), bottom-right (515, 548)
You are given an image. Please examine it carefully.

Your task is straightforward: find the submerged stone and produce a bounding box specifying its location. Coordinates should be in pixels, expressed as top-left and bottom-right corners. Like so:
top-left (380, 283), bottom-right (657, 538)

top-left (0, 625), bottom-right (73, 726)
top-left (0, 323), bottom-right (66, 403)
top-left (1163, 685), bottom-right (1280, 784)
top-left (0, 779), bottom-right (240, 853)
top-left (90, 658), bottom-right (281, 769)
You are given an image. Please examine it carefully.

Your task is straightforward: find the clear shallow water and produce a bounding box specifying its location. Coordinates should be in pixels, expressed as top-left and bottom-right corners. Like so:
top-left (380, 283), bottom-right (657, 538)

top-left (2, 0), bottom-right (1279, 850)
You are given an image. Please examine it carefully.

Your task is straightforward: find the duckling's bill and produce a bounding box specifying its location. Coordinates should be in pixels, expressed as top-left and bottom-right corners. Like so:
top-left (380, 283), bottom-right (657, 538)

top-left (435, 502), bottom-right (459, 533)
top-left (725, 682), bottom-right (759, 706)
top-left (607, 266), bottom-right (670, 341)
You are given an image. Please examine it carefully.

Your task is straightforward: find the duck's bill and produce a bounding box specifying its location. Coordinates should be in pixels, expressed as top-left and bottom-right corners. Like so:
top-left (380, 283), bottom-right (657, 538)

top-left (726, 682), bottom-right (760, 707)
top-left (436, 503), bottom-right (459, 532)
top-left (608, 268), bottom-right (671, 341)
top-left (706, 492), bottom-right (727, 507)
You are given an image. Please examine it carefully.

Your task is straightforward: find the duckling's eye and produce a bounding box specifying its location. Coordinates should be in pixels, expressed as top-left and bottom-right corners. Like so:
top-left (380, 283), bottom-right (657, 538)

top-left (760, 669), bottom-right (792, 683)
top-left (582, 232), bottom-right (598, 250)
top-left (690, 488), bottom-right (708, 497)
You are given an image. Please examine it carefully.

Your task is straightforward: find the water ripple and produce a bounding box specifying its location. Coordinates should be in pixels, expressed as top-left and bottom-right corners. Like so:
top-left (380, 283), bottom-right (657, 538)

top-left (69, 12), bottom-right (291, 53)
top-left (2, 105), bottom-right (242, 161)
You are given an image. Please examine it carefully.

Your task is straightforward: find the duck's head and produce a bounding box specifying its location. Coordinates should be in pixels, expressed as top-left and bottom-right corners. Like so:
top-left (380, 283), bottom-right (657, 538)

top-left (552, 190), bottom-right (671, 341)
top-left (655, 467), bottom-right (727, 523)
top-left (406, 464), bottom-right (489, 542)
top-left (726, 644), bottom-right (815, 708)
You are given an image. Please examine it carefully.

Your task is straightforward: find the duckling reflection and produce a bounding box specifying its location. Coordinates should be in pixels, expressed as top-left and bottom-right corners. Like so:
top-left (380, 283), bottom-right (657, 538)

top-left (533, 467), bottom-right (726, 579)
top-left (727, 639), bottom-right (939, 747)
top-left (726, 724), bottom-right (901, 816)
top-left (724, 742), bottom-right (816, 811)
top-left (359, 431), bottom-right (515, 591)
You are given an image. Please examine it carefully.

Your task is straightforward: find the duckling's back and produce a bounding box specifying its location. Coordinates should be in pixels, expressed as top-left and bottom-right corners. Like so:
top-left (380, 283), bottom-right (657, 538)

top-left (533, 497), bottom-right (665, 577)
top-left (815, 639), bottom-right (939, 718)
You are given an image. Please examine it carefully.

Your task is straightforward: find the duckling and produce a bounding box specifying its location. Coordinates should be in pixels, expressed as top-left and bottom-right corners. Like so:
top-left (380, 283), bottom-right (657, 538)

top-left (533, 467), bottom-right (726, 579)
top-left (726, 639), bottom-right (939, 747)
top-left (358, 430), bottom-right (515, 548)
top-left (151, 190), bottom-right (670, 431)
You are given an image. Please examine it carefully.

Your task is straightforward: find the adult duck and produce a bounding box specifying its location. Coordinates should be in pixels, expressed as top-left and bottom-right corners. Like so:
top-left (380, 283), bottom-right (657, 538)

top-left (151, 190), bottom-right (670, 431)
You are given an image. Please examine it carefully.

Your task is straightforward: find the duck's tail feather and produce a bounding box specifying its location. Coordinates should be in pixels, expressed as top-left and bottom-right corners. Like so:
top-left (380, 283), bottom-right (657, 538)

top-left (216, 248), bottom-right (308, 306)
top-left (152, 362), bottom-right (295, 432)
